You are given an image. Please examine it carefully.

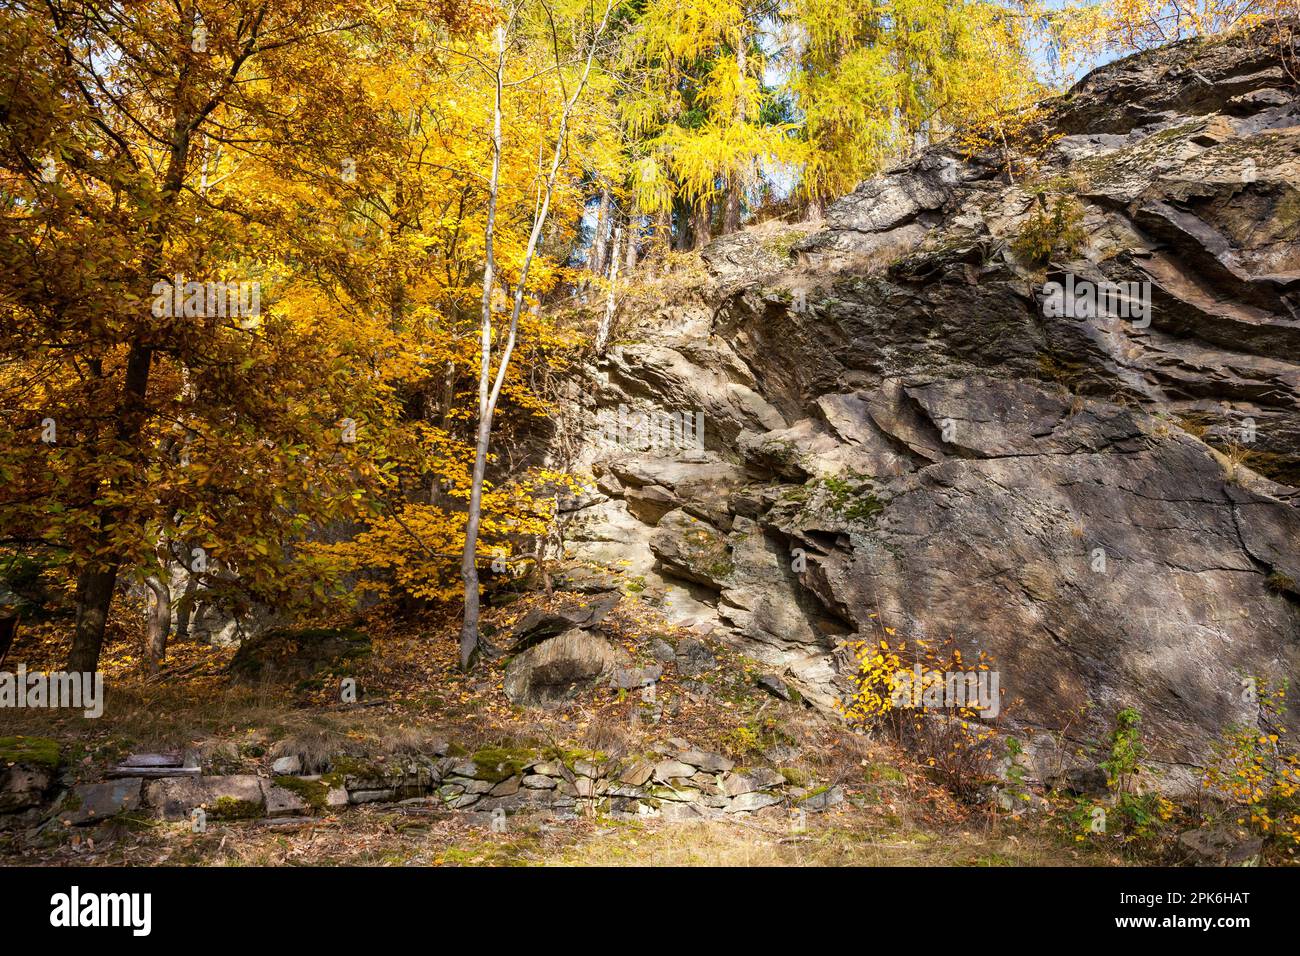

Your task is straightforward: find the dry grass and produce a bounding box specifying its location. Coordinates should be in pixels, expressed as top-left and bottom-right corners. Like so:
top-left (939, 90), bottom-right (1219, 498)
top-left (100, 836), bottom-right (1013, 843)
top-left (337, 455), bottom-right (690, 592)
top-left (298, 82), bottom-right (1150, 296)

top-left (0, 591), bottom-right (1153, 868)
top-left (554, 813), bottom-right (1116, 867)
top-left (3, 802), bottom-right (1124, 867)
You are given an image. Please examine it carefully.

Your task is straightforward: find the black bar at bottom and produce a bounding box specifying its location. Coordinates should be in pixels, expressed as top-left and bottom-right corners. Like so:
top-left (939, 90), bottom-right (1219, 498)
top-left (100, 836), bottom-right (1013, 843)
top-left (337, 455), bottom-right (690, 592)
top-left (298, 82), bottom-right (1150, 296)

top-left (0, 864), bottom-right (1292, 943)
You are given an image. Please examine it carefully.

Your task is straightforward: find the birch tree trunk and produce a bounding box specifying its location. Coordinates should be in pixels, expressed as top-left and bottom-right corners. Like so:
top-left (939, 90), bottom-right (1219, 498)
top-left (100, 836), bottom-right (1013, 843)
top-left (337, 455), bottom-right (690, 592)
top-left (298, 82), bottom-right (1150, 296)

top-left (459, 21), bottom-right (509, 672)
top-left (459, 1), bottom-right (615, 670)
top-left (595, 224), bottom-right (622, 353)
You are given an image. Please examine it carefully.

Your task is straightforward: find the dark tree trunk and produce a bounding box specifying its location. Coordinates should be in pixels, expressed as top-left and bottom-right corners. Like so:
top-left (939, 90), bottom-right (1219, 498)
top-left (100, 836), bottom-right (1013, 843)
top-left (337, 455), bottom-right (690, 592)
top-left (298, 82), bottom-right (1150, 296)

top-left (723, 179), bottom-right (742, 234)
top-left (0, 615), bottom-right (18, 668)
top-left (724, 37), bottom-right (748, 236)
top-left (69, 564), bottom-right (118, 673)
top-left (66, 342), bottom-right (153, 672)
top-left (692, 203), bottom-right (712, 250)
top-left (671, 200), bottom-right (690, 252)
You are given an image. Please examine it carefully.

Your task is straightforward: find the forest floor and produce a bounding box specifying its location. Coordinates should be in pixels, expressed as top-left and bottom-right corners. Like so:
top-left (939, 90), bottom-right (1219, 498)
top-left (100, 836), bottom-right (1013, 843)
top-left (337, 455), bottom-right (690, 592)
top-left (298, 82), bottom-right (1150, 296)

top-left (0, 594), bottom-right (1183, 867)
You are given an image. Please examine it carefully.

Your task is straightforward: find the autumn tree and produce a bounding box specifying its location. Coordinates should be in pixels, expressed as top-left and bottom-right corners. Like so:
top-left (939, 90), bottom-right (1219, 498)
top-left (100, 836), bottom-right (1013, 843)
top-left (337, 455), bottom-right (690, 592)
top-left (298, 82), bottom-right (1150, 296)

top-left (0, 1), bottom-right (460, 671)
top-left (620, 0), bottom-right (795, 246)
top-left (786, 0), bottom-right (1045, 206)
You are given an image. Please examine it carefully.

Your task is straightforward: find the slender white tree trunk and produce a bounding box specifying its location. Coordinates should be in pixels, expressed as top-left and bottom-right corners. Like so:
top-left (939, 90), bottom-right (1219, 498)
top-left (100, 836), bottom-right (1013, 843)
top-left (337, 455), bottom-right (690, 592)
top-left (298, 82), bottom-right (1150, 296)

top-left (459, 22), bottom-right (509, 671)
top-left (459, 1), bottom-right (614, 670)
top-left (595, 224), bottom-right (622, 353)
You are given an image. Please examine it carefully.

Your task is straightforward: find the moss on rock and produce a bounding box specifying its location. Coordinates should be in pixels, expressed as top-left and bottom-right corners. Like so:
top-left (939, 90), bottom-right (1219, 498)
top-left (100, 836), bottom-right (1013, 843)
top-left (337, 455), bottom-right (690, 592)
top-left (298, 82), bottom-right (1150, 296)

top-left (211, 796), bottom-right (263, 820)
top-left (273, 775), bottom-right (329, 810)
top-left (0, 735), bottom-right (61, 770)
top-left (471, 747), bottom-right (536, 782)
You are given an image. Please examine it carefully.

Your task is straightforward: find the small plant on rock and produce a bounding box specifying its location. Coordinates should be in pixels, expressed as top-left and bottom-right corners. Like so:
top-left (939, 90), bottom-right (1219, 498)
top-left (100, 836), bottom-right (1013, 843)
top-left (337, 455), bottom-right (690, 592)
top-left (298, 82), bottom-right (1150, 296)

top-left (1011, 194), bottom-right (1087, 266)
top-left (1073, 708), bottom-right (1174, 846)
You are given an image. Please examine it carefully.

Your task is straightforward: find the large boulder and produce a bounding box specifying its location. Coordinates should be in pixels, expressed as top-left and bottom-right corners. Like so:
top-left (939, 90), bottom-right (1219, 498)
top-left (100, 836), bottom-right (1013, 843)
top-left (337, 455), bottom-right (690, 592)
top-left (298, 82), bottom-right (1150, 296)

top-left (503, 628), bottom-right (620, 707)
top-left (499, 592), bottom-right (620, 653)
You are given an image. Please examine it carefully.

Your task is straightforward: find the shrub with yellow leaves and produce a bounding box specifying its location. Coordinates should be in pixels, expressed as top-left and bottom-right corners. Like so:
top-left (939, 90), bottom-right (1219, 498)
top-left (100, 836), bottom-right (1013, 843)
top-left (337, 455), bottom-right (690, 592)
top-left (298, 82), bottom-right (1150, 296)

top-left (1203, 677), bottom-right (1300, 855)
top-left (839, 619), bottom-right (1003, 798)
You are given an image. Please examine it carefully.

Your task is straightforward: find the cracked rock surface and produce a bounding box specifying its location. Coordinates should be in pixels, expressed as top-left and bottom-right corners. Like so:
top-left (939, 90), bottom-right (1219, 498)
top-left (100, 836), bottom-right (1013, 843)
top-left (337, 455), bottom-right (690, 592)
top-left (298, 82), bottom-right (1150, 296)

top-left (550, 26), bottom-right (1300, 791)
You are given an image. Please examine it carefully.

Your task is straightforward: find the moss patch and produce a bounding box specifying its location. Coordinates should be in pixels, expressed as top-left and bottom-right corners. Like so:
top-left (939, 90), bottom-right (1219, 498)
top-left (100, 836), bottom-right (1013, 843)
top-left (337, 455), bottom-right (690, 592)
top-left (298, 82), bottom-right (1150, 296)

top-left (542, 745), bottom-right (608, 770)
top-left (328, 755), bottom-right (384, 783)
top-left (0, 736), bottom-right (61, 770)
top-left (471, 747), bottom-right (536, 782)
top-left (211, 796), bottom-right (263, 820)
top-left (779, 767), bottom-right (811, 788)
top-left (821, 474), bottom-right (884, 525)
top-left (273, 775), bottom-right (329, 810)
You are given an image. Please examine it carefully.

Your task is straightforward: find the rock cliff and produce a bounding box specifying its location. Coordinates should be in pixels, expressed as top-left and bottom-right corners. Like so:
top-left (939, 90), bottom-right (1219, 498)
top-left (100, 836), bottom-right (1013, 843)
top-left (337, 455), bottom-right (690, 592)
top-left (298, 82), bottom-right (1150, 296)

top-left (552, 25), bottom-right (1300, 792)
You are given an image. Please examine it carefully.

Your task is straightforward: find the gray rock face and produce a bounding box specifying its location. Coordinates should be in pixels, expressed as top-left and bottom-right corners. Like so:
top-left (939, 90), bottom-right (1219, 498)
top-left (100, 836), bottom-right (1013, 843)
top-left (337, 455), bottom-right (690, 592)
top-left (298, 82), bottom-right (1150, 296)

top-left (503, 628), bottom-right (619, 706)
top-left (649, 510), bottom-right (733, 587)
top-left (53, 780), bottom-right (143, 826)
top-left (1, 766), bottom-right (56, 814)
top-left (554, 25), bottom-right (1300, 791)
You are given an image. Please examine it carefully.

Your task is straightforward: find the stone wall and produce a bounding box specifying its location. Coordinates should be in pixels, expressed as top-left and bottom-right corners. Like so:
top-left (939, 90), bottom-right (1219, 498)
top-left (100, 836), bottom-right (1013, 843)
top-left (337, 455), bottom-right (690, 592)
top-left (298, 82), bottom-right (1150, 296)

top-left (5, 739), bottom-right (843, 831)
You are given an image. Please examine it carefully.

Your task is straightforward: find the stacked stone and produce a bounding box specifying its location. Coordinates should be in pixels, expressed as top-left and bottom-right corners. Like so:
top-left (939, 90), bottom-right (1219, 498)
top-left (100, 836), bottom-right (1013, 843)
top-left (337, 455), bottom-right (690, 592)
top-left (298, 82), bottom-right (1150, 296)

top-left (9, 740), bottom-right (846, 827)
